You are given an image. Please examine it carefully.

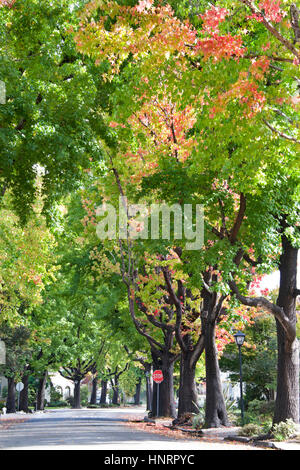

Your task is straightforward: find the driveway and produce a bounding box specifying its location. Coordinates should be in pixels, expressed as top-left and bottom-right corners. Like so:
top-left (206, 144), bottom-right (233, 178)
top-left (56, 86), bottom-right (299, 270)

top-left (0, 407), bottom-right (263, 450)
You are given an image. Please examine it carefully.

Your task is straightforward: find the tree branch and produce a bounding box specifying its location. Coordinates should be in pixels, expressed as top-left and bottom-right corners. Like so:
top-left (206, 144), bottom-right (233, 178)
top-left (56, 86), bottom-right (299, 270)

top-left (239, 0), bottom-right (300, 59)
top-left (290, 3), bottom-right (300, 43)
top-left (243, 252), bottom-right (262, 267)
top-left (190, 334), bottom-right (205, 366)
top-left (218, 198), bottom-right (230, 237)
top-left (263, 119), bottom-right (300, 143)
top-left (116, 362), bottom-right (129, 379)
top-left (127, 292), bottom-right (165, 351)
top-left (135, 295), bottom-right (170, 331)
top-left (230, 193), bottom-right (246, 243)
top-left (229, 280), bottom-right (296, 341)
top-left (244, 53), bottom-right (294, 63)
top-left (162, 268), bottom-right (186, 352)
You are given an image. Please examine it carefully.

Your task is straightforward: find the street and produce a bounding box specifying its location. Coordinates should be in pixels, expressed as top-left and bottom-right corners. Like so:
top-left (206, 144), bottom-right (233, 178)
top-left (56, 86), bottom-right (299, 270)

top-left (0, 407), bottom-right (263, 450)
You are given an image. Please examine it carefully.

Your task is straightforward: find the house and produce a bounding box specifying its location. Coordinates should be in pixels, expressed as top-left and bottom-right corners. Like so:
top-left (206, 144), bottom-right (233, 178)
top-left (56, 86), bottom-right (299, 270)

top-left (196, 372), bottom-right (241, 407)
top-left (46, 372), bottom-right (74, 402)
top-left (0, 373), bottom-right (74, 404)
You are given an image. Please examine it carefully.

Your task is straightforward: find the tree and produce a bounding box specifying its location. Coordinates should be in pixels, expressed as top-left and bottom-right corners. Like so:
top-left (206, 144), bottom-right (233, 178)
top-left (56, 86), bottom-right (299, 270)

top-left (53, 297), bottom-right (107, 409)
top-left (0, 191), bottom-right (55, 323)
top-left (230, 224), bottom-right (300, 424)
top-left (0, 324), bottom-right (31, 412)
top-left (0, 192), bottom-right (55, 412)
top-left (60, 360), bottom-right (96, 409)
top-left (0, 0), bottom-right (102, 221)
top-left (125, 346), bottom-right (153, 410)
top-left (62, 186), bottom-right (181, 416)
top-left (221, 313), bottom-right (278, 404)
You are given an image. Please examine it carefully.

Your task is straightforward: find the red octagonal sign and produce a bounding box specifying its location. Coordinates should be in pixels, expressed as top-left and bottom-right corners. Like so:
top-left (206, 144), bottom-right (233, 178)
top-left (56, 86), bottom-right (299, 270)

top-left (152, 369), bottom-right (164, 384)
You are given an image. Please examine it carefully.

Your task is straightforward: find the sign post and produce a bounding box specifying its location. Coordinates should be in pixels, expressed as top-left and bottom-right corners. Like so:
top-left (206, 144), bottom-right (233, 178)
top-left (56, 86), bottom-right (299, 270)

top-left (16, 382), bottom-right (24, 412)
top-left (152, 370), bottom-right (163, 417)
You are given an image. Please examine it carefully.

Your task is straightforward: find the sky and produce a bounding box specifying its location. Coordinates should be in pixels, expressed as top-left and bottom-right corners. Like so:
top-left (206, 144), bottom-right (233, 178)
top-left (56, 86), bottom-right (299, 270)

top-left (261, 252), bottom-right (300, 291)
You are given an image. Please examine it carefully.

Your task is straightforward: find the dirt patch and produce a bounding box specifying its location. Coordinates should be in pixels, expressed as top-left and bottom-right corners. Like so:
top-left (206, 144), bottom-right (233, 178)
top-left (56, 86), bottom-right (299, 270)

top-left (125, 417), bottom-right (249, 447)
top-left (0, 417), bottom-right (27, 430)
top-left (126, 419), bottom-right (204, 441)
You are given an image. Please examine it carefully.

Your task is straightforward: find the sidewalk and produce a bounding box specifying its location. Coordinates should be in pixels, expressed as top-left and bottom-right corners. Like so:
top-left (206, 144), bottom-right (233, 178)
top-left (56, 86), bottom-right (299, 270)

top-left (195, 424), bottom-right (300, 450)
top-left (0, 411), bottom-right (32, 430)
top-left (0, 411), bottom-right (43, 420)
top-left (1, 409), bottom-right (300, 450)
top-left (137, 416), bottom-right (300, 450)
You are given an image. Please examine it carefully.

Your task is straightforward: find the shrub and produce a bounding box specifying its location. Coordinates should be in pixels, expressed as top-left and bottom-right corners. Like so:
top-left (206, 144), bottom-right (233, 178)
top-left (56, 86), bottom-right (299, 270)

top-left (66, 396), bottom-right (74, 407)
top-left (80, 385), bottom-right (89, 406)
top-left (28, 384), bottom-right (37, 408)
top-left (272, 419), bottom-right (297, 442)
top-left (261, 419), bottom-right (273, 434)
top-left (243, 399), bottom-right (275, 425)
top-left (247, 399), bottom-right (275, 417)
top-left (239, 423), bottom-right (262, 437)
top-left (190, 401), bottom-right (205, 430)
top-left (50, 386), bottom-right (63, 403)
top-left (223, 392), bottom-right (239, 424)
top-left (48, 400), bottom-right (68, 408)
top-left (99, 403), bottom-right (120, 408)
top-left (192, 413), bottom-right (204, 430)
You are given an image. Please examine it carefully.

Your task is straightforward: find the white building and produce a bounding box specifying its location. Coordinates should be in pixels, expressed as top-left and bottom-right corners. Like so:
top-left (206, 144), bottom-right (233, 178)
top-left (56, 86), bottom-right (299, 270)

top-left (46, 372), bottom-right (74, 401)
top-left (197, 372), bottom-right (241, 407)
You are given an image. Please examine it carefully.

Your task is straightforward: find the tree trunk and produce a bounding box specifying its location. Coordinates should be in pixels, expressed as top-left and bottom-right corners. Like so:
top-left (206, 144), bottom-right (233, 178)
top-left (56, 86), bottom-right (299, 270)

top-left (274, 320), bottom-right (299, 424)
top-left (126, 284), bottom-right (176, 417)
top-left (100, 379), bottom-right (107, 405)
top-left (178, 350), bottom-right (199, 417)
top-left (73, 380), bottom-right (81, 409)
top-left (110, 374), bottom-right (120, 405)
top-left (90, 376), bottom-right (98, 405)
top-left (204, 320), bottom-right (229, 428)
top-left (151, 352), bottom-right (176, 418)
top-left (37, 371), bottom-right (48, 411)
top-left (112, 380), bottom-right (119, 405)
top-left (274, 235), bottom-right (299, 424)
top-left (19, 374), bottom-right (29, 413)
top-left (134, 377), bottom-right (142, 405)
top-left (6, 377), bottom-right (16, 413)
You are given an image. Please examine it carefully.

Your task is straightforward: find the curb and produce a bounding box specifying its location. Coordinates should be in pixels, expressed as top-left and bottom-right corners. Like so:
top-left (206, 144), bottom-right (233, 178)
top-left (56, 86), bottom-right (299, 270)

top-left (225, 435), bottom-right (300, 450)
top-left (162, 424), bottom-right (204, 436)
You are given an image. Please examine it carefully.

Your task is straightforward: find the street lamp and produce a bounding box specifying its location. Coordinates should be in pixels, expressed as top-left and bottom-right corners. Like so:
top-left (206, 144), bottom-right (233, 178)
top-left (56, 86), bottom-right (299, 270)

top-left (145, 371), bottom-right (152, 413)
top-left (234, 331), bottom-right (245, 425)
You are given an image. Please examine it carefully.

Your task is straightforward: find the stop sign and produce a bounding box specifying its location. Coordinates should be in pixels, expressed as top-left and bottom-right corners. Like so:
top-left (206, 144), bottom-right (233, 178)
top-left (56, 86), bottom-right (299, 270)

top-left (152, 369), bottom-right (163, 384)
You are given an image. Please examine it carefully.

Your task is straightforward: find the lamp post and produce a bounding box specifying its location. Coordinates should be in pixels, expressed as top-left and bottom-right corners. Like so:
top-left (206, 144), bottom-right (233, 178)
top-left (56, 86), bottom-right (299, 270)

top-left (145, 371), bottom-right (152, 413)
top-left (234, 331), bottom-right (245, 425)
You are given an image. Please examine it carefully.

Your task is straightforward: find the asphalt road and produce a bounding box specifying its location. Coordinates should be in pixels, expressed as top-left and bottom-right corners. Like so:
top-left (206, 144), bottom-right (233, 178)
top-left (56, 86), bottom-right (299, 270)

top-left (0, 407), bottom-right (262, 450)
